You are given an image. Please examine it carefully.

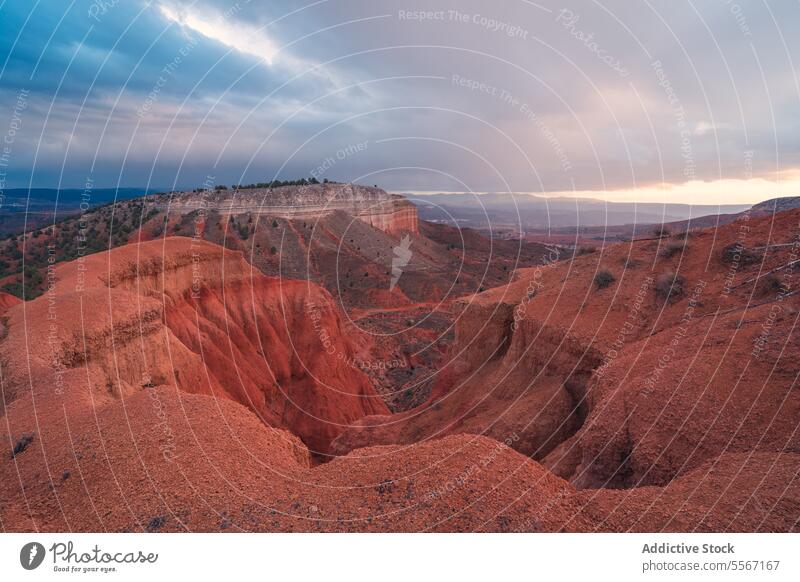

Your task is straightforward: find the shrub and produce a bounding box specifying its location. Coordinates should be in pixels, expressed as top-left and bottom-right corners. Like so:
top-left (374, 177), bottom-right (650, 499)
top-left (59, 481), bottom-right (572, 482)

top-left (655, 272), bottom-right (686, 302)
top-left (659, 240), bottom-right (686, 258)
top-left (620, 257), bottom-right (640, 269)
top-left (653, 225), bottom-right (671, 238)
top-left (721, 243), bottom-right (761, 266)
top-left (594, 269), bottom-right (615, 289)
top-left (757, 273), bottom-right (784, 296)
top-left (11, 434), bottom-right (34, 458)
top-left (576, 245), bottom-right (597, 256)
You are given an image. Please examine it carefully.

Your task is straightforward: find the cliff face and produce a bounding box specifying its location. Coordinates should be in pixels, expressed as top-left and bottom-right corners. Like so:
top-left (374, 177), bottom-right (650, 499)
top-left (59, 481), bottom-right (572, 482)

top-left (0, 237), bottom-right (388, 455)
top-left (164, 182), bottom-right (419, 235)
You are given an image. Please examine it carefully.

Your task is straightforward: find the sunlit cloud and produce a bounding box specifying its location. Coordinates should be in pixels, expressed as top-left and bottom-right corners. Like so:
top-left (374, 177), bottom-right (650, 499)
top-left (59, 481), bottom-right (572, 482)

top-left (155, 1), bottom-right (348, 94)
top-left (693, 121), bottom-right (735, 136)
top-left (158, 3), bottom-right (281, 65)
top-left (406, 171), bottom-right (800, 206)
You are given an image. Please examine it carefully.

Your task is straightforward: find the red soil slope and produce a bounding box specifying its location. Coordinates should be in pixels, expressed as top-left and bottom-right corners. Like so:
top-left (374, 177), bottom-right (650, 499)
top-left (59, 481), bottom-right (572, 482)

top-left (3, 383), bottom-right (797, 532)
top-left (2, 224), bottom-right (799, 532)
top-left (0, 291), bottom-right (21, 315)
top-left (0, 237), bottom-right (387, 455)
top-left (333, 209), bottom-right (800, 494)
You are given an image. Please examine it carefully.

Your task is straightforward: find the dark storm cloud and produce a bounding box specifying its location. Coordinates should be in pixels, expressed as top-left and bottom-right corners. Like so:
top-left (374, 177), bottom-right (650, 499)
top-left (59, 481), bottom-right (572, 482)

top-left (0, 0), bottom-right (798, 193)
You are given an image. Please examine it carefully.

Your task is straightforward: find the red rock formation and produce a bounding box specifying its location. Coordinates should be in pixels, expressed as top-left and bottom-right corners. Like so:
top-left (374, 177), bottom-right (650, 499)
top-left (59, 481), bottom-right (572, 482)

top-left (3, 211), bottom-right (800, 532)
top-left (331, 299), bottom-right (602, 459)
top-left (334, 208), bottom-right (800, 494)
top-left (0, 291), bottom-right (21, 315)
top-left (2, 382), bottom-right (797, 531)
top-left (355, 198), bottom-right (419, 234)
top-left (0, 237), bottom-right (387, 455)
top-left (1, 374), bottom-right (595, 531)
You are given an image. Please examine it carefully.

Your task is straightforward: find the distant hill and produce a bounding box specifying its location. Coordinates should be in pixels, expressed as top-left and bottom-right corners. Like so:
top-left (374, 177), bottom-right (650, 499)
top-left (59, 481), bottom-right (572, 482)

top-left (410, 192), bottom-right (800, 246)
top-left (749, 196), bottom-right (800, 216)
top-left (0, 187), bottom-right (152, 237)
top-left (0, 185), bottom-right (553, 303)
top-left (411, 192), bottom-right (751, 231)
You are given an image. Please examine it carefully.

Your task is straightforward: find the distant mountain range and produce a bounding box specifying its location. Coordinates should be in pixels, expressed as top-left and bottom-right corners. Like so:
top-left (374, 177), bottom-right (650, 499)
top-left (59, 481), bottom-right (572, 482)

top-left (408, 192), bottom-right (753, 231)
top-left (3, 187), bottom-right (798, 243)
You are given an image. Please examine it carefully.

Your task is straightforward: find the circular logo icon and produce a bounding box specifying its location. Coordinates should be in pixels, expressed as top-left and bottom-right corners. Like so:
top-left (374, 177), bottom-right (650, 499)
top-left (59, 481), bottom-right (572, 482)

top-left (19, 542), bottom-right (46, 570)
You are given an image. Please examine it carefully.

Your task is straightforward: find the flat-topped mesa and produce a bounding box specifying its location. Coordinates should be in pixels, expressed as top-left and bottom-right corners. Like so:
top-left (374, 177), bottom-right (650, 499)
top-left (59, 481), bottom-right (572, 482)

top-left (164, 182), bottom-right (419, 235)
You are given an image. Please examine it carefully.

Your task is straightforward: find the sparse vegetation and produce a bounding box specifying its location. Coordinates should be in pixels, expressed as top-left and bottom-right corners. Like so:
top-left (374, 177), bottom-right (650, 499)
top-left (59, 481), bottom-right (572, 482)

top-left (2, 266), bottom-right (44, 299)
top-left (653, 225), bottom-right (671, 238)
top-left (757, 273), bottom-right (784, 296)
top-left (594, 269), bottom-right (615, 289)
top-left (236, 177), bottom-right (325, 190)
top-left (655, 272), bottom-right (686, 302)
top-left (721, 243), bottom-right (762, 266)
top-left (620, 257), bottom-right (640, 269)
top-left (146, 516), bottom-right (166, 532)
top-left (11, 434), bottom-right (34, 458)
top-left (659, 240), bottom-right (686, 258)
top-left (576, 245), bottom-right (597, 255)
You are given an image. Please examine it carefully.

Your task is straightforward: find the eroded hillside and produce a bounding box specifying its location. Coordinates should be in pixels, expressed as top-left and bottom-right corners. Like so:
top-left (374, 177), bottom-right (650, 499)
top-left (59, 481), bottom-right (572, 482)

top-left (2, 199), bottom-right (799, 532)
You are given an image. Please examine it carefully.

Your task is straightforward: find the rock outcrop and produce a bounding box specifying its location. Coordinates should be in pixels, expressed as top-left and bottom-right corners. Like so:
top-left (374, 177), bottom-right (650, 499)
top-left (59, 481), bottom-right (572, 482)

top-left (164, 183), bottom-right (419, 235)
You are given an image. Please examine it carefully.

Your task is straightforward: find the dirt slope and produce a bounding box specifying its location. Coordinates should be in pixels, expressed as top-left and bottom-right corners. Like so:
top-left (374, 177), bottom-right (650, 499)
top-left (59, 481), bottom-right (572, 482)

top-left (333, 209), bottom-right (800, 492)
top-left (3, 216), bottom-right (800, 532)
top-left (0, 237), bottom-right (387, 456)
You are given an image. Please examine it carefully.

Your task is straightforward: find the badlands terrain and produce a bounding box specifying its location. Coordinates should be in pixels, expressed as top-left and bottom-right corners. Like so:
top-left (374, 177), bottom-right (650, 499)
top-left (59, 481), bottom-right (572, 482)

top-left (1, 183), bottom-right (799, 532)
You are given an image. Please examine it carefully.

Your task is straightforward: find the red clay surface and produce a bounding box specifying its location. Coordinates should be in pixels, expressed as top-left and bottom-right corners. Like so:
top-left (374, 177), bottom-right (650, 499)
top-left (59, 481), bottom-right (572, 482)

top-left (2, 208), bottom-right (800, 531)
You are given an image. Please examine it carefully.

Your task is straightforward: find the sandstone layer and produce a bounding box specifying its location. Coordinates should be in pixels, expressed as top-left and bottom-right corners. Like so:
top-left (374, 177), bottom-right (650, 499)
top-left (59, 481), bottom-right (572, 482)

top-left (163, 183), bottom-right (419, 235)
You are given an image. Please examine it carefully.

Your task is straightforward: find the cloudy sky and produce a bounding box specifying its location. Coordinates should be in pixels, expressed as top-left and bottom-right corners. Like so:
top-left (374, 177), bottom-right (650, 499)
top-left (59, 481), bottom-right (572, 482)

top-left (1, 0), bottom-right (799, 203)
